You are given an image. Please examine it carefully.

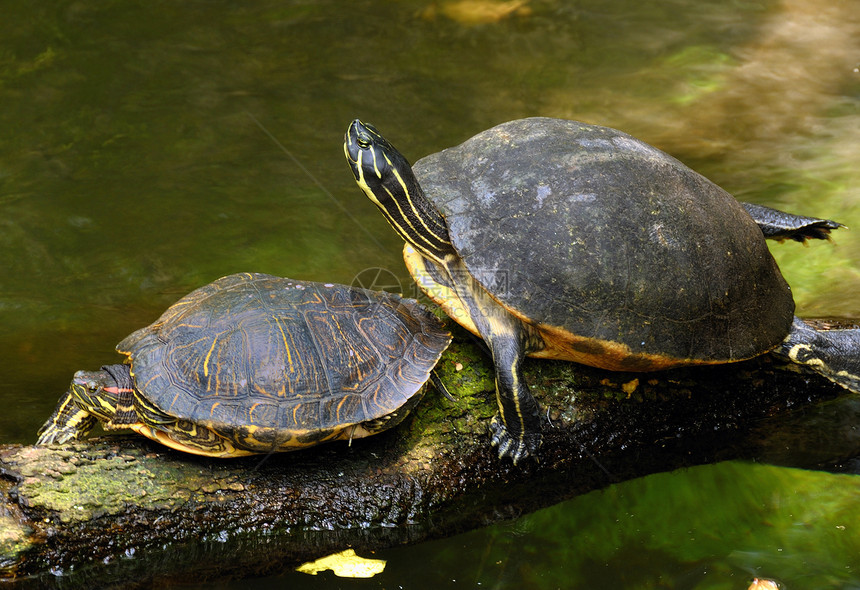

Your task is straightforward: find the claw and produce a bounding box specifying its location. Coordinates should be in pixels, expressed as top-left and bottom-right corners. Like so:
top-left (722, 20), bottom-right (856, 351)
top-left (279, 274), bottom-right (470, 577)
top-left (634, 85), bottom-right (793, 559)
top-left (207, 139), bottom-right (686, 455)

top-left (488, 414), bottom-right (542, 465)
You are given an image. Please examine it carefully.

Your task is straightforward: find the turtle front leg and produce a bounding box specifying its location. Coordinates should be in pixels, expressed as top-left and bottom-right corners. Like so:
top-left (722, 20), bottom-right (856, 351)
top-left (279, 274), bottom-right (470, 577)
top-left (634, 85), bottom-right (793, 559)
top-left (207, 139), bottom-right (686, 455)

top-left (486, 328), bottom-right (543, 464)
top-left (36, 389), bottom-right (98, 445)
top-left (435, 255), bottom-right (544, 464)
top-left (411, 250), bottom-right (545, 463)
top-left (36, 365), bottom-right (134, 445)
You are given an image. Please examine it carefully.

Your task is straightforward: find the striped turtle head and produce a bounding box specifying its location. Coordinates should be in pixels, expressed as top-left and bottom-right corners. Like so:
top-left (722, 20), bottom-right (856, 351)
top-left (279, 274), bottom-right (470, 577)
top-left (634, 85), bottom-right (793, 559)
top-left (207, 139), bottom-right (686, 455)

top-left (345, 119), bottom-right (452, 264)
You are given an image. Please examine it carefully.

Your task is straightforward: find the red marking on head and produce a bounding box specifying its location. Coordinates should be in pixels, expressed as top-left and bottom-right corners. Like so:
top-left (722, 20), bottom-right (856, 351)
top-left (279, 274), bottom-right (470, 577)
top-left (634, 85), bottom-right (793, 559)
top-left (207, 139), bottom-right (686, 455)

top-left (103, 386), bottom-right (133, 395)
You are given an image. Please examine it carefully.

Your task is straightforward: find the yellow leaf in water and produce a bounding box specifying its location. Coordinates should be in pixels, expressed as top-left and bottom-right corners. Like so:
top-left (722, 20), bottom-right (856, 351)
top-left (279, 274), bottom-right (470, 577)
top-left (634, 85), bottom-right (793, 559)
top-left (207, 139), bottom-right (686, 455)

top-left (622, 378), bottom-right (639, 397)
top-left (423, 0), bottom-right (531, 25)
top-left (296, 548), bottom-right (386, 578)
top-left (748, 579), bottom-right (780, 590)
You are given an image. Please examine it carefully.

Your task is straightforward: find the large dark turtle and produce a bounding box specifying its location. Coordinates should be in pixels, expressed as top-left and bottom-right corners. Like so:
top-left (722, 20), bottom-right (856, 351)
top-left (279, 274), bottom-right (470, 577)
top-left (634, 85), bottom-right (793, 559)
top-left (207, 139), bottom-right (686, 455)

top-left (345, 116), bottom-right (860, 464)
top-left (36, 273), bottom-right (451, 457)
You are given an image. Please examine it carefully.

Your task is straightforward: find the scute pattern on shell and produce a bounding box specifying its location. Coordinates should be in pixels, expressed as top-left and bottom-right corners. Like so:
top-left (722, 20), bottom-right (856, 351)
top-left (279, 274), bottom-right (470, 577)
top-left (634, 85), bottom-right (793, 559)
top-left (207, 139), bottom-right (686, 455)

top-left (116, 273), bottom-right (451, 446)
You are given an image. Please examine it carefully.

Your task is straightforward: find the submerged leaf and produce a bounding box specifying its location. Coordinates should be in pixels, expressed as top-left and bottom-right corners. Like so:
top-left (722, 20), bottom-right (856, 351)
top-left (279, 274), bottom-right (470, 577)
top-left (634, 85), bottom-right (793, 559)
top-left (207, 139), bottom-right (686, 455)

top-left (296, 548), bottom-right (386, 578)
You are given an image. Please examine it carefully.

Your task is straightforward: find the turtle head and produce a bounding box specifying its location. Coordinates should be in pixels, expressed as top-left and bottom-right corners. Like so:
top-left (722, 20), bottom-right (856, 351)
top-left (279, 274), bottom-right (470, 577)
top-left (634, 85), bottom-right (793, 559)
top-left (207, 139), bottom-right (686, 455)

top-left (344, 119), bottom-right (414, 202)
top-left (69, 365), bottom-right (134, 422)
top-left (344, 119), bottom-right (453, 264)
top-left (70, 369), bottom-right (119, 421)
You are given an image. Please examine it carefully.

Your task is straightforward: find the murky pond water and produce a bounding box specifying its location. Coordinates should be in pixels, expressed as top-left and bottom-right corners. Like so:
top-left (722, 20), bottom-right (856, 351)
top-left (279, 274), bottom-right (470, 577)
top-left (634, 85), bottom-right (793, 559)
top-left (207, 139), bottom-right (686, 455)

top-left (1, 0), bottom-right (859, 587)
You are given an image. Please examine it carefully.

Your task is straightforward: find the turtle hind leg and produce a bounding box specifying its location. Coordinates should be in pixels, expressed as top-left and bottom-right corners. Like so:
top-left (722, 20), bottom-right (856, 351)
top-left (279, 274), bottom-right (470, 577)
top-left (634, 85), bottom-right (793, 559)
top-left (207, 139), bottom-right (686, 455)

top-left (775, 317), bottom-right (860, 393)
top-left (36, 390), bottom-right (98, 445)
top-left (741, 202), bottom-right (843, 243)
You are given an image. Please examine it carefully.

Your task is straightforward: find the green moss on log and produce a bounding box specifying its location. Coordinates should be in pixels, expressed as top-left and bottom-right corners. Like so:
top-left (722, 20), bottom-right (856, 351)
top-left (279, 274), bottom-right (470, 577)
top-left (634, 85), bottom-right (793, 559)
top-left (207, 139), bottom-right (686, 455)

top-left (5, 444), bottom-right (248, 524)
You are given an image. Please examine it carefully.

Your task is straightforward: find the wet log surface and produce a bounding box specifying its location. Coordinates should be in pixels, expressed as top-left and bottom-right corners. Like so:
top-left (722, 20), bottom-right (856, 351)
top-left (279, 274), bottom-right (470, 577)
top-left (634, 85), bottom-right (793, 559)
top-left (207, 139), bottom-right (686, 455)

top-left (0, 330), bottom-right (857, 588)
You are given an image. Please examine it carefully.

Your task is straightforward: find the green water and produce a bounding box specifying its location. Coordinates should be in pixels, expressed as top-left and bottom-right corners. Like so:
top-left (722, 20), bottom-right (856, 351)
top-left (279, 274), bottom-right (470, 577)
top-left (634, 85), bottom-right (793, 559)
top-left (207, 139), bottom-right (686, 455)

top-left (1, 0), bottom-right (859, 587)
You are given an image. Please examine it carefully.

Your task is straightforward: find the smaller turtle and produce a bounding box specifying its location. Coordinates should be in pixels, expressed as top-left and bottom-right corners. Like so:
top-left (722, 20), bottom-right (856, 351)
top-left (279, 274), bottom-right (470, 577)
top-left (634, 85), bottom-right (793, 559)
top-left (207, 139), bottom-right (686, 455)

top-left (36, 273), bottom-right (451, 457)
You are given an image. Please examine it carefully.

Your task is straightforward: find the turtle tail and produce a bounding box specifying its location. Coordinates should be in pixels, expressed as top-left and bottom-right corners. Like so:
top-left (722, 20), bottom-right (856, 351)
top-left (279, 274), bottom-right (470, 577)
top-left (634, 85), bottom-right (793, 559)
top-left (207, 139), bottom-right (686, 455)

top-left (775, 317), bottom-right (860, 394)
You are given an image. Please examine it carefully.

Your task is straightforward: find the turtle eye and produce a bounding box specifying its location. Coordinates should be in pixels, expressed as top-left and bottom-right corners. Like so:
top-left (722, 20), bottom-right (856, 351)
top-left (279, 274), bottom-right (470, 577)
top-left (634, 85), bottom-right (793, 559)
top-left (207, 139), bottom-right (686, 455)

top-left (356, 134), bottom-right (372, 149)
top-left (86, 381), bottom-right (100, 393)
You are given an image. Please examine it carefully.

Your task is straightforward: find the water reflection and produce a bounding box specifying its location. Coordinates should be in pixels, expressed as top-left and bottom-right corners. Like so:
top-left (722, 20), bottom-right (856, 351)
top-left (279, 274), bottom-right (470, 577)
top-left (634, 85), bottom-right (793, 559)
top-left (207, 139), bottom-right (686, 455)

top-left (200, 461), bottom-right (860, 590)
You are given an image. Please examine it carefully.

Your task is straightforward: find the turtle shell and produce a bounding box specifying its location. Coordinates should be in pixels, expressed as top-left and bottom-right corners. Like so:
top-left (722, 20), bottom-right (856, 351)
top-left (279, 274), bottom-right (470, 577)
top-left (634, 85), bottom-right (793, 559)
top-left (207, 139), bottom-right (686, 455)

top-left (411, 117), bottom-right (794, 368)
top-left (116, 273), bottom-right (451, 452)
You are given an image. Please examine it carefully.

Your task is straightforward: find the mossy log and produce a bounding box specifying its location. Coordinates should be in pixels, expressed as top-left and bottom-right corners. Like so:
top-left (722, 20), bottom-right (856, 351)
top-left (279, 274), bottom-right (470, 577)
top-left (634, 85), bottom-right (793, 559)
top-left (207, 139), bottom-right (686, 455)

top-left (0, 330), bottom-right (856, 587)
